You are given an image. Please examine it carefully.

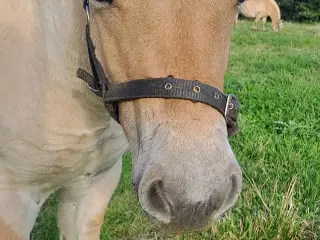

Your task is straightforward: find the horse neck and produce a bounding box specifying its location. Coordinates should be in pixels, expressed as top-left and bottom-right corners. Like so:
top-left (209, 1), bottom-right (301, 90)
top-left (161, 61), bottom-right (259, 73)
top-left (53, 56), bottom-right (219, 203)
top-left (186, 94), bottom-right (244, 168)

top-left (39, 1), bottom-right (89, 89)
top-left (268, 0), bottom-right (281, 24)
top-left (37, 1), bottom-right (112, 134)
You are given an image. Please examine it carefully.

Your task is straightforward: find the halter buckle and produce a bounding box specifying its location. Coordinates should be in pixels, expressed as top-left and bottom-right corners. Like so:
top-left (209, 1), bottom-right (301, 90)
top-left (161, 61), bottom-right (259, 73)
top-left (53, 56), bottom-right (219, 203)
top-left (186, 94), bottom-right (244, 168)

top-left (225, 94), bottom-right (240, 136)
top-left (87, 83), bottom-right (99, 92)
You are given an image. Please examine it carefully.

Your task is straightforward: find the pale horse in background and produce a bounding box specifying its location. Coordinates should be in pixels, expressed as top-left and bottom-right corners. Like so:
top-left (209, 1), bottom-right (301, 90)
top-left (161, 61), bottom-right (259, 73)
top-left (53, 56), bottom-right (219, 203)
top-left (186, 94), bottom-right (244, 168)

top-left (235, 0), bottom-right (283, 31)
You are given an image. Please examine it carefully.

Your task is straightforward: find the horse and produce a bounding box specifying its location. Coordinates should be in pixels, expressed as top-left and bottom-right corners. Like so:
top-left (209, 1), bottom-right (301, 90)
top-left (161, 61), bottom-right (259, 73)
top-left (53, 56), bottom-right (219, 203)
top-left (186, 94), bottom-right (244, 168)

top-left (235, 0), bottom-right (283, 31)
top-left (0, 0), bottom-right (244, 239)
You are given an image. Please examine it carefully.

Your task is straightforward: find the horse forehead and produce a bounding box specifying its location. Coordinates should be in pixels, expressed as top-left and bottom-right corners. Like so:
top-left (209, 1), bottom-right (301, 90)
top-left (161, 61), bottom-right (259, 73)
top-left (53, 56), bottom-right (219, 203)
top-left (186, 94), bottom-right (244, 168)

top-left (105, 0), bottom-right (235, 7)
top-left (94, 0), bottom-right (236, 19)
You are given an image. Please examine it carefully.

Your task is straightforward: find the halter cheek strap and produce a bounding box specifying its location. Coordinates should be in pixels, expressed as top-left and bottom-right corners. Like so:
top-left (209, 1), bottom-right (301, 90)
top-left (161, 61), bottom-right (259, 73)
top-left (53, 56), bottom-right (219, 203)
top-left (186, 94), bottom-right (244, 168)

top-left (77, 0), bottom-right (241, 137)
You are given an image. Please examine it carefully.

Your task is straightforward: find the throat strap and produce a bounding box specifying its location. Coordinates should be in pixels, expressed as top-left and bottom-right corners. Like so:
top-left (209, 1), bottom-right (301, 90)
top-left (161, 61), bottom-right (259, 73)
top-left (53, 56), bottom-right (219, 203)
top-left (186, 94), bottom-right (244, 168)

top-left (77, 25), bottom-right (106, 97)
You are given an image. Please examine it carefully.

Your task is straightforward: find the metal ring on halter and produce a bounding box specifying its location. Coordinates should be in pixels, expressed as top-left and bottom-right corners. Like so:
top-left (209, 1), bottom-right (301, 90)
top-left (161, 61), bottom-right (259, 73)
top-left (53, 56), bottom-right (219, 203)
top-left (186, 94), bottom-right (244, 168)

top-left (85, 5), bottom-right (90, 21)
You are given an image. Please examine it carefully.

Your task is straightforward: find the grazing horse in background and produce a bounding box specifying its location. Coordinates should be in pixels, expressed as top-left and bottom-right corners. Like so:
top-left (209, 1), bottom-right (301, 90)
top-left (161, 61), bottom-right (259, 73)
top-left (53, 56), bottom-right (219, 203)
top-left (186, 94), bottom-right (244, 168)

top-left (0, 0), bottom-right (244, 239)
top-left (235, 0), bottom-right (283, 31)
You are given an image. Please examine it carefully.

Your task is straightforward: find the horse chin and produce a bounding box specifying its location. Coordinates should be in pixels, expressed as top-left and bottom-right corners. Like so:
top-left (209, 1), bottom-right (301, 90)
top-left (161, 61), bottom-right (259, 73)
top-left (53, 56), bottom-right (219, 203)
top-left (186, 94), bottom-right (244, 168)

top-left (162, 222), bottom-right (212, 235)
top-left (145, 216), bottom-right (214, 236)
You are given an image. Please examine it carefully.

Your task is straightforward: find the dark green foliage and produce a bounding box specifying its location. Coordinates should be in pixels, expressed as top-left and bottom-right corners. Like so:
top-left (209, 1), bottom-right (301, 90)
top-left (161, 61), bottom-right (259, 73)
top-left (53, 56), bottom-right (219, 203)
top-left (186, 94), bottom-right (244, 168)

top-left (277, 0), bottom-right (320, 22)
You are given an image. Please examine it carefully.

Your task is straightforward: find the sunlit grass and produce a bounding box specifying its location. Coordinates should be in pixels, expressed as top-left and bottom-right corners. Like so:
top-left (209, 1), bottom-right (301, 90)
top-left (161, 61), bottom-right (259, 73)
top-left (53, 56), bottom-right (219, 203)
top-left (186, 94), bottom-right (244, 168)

top-left (31, 21), bottom-right (320, 240)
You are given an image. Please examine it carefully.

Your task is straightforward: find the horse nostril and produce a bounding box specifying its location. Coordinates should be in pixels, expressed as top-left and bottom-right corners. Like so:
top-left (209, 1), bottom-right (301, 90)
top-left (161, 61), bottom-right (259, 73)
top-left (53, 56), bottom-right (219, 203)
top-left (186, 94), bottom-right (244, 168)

top-left (214, 172), bottom-right (242, 217)
top-left (204, 188), bottom-right (228, 219)
top-left (226, 174), bottom-right (242, 206)
top-left (139, 179), bottom-right (171, 223)
top-left (148, 181), bottom-right (164, 212)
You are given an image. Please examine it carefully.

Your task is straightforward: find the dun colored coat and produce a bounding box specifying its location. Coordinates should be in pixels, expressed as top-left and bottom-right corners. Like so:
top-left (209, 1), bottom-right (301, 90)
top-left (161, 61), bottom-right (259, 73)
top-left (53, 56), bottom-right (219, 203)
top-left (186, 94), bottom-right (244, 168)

top-left (0, 1), bottom-right (243, 239)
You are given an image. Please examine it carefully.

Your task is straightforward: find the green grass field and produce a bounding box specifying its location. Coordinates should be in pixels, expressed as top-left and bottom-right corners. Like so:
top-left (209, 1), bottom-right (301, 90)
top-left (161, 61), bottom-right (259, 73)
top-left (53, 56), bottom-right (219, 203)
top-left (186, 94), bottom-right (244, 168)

top-left (31, 21), bottom-right (320, 240)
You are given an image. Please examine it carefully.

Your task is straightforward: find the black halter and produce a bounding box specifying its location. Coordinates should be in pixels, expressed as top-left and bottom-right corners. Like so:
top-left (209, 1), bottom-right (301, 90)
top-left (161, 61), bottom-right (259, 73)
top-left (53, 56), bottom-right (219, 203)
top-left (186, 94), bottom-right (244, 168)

top-left (77, 0), bottom-right (241, 137)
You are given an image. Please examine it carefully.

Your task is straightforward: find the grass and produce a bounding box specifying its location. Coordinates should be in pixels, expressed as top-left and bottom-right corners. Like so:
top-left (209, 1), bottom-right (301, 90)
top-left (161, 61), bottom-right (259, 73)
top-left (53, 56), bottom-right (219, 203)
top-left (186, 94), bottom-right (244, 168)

top-left (31, 21), bottom-right (320, 240)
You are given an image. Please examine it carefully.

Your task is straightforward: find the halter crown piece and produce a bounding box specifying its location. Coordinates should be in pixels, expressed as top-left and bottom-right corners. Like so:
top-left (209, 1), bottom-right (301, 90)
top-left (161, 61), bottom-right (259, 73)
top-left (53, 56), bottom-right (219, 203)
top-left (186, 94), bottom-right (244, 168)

top-left (77, 0), bottom-right (241, 137)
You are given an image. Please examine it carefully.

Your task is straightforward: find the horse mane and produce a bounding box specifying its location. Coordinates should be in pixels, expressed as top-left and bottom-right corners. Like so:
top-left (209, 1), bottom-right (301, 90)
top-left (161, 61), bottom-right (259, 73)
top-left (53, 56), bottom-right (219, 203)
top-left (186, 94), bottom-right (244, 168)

top-left (269, 0), bottom-right (281, 21)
